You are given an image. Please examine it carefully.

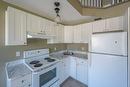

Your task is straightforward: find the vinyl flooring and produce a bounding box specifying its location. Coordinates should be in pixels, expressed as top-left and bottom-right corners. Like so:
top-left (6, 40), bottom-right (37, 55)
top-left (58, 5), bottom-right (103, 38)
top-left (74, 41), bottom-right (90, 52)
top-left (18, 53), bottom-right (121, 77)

top-left (60, 77), bottom-right (88, 87)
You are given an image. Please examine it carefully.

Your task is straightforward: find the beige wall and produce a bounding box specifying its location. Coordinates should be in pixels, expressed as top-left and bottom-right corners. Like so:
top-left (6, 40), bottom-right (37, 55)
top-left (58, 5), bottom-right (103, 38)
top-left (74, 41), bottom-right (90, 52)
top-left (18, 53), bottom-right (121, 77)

top-left (67, 43), bottom-right (88, 52)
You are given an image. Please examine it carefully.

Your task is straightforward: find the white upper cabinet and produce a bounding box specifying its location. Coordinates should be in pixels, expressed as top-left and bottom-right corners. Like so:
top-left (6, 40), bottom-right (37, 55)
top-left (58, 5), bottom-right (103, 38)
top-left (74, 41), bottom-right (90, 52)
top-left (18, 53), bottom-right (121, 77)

top-left (56, 24), bottom-right (64, 43)
top-left (92, 16), bottom-right (125, 33)
top-left (27, 13), bottom-right (42, 33)
top-left (27, 13), bottom-right (55, 36)
top-left (43, 20), bottom-right (55, 36)
top-left (5, 7), bottom-right (27, 45)
top-left (81, 23), bottom-right (93, 43)
top-left (64, 26), bottom-right (74, 43)
top-left (73, 25), bottom-right (82, 43)
top-left (47, 24), bottom-right (64, 44)
top-left (106, 16), bottom-right (124, 31)
top-left (92, 19), bottom-right (106, 33)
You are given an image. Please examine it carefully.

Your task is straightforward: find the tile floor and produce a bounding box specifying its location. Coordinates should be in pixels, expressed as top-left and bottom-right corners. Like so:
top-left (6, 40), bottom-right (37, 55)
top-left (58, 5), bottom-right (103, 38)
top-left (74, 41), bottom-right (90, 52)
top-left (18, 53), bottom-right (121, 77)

top-left (60, 77), bottom-right (88, 87)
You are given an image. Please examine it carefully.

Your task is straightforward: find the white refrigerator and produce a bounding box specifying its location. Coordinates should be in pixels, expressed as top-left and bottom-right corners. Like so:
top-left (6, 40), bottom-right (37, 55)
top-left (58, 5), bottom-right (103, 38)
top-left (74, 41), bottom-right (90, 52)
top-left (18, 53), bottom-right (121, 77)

top-left (88, 32), bottom-right (128, 87)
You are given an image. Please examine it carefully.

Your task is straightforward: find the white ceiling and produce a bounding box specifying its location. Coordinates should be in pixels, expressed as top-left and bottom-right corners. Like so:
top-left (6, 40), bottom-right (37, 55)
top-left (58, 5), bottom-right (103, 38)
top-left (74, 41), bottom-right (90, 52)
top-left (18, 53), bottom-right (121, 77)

top-left (3, 0), bottom-right (96, 25)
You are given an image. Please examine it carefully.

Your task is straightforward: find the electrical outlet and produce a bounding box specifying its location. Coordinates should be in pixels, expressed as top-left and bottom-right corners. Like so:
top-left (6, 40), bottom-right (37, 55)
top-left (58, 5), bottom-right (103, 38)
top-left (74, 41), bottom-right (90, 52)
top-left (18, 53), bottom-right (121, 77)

top-left (54, 47), bottom-right (57, 51)
top-left (16, 51), bottom-right (20, 57)
top-left (81, 47), bottom-right (85, 51)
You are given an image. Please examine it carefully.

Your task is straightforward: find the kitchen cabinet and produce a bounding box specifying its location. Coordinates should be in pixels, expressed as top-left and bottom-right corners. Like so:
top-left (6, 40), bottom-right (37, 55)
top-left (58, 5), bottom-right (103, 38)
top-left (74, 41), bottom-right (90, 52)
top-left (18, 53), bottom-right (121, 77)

top-left (27, 13), bottom-right (42, 33)
top-left (59, 56), bottom-right (88, 85)
top-left (57, 25), bottom-right (64, 43)
top-left (5, 6), bottom-right (27, 45)
top-left (76, 58), bottom-right (88, 85)
top-left (59, 57), bottom-right (70, 84)
top-left (42, 19), bottom-right (55, 36)
top-left (27, 13), bottom-right (56, 36)
top-left (73, 25), bottom-right (82, 43)
top-left (92, 19), bottom-right (106, 33)
top-left (11, 74), bottom-right (32, 87)
top-left (64, 26), bottom-right (74, 43)
top-left (47, 24), bottom-right (64, 44)
top-left (106, 16), bottom-right (124, 31)
top-left (81, 23), bottom-right (93, 43)
top-left (69, 57), bottom-right (77, 79)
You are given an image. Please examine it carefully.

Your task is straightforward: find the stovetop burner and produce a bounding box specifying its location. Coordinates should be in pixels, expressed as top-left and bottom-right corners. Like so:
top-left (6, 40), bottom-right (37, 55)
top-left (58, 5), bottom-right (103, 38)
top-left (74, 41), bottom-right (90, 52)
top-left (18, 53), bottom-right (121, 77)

top-left (44, 57), bottom-right (51, 60)
top-left (30, 60), bottom-right (40, 64)
top-left (44, 57), bottom-right (56, 62)
top-left (34, 63), bottom-right (43, 67)
top-left (47, 59), bottom-right (56, 62)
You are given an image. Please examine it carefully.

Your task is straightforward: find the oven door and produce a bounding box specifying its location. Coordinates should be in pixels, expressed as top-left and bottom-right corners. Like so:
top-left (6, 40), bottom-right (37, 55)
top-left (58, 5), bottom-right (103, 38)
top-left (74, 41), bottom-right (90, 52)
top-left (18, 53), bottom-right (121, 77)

top-left (32, 63), bottom-right (59, 87)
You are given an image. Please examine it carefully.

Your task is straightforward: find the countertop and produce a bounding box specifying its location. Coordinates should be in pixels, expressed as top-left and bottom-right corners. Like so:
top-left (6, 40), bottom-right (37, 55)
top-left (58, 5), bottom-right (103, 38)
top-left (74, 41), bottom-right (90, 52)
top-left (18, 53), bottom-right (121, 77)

top-left (7, 63), bottom-right (32, 80)
top-left (50, 51), bottom-right (88, 60)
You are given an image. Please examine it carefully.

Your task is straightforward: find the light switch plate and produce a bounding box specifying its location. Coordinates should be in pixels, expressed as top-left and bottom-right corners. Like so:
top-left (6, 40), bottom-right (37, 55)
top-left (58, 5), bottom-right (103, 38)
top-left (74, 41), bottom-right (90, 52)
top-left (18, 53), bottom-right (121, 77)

top-left (16, 51), bottom-right (20, 57)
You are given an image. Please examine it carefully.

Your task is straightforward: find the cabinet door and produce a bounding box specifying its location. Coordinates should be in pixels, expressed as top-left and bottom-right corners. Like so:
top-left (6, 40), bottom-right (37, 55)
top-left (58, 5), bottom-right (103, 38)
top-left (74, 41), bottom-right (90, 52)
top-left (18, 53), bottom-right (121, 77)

top-left (106, 16), bottom-right (124, 31)
top-left (64, 26), bottom-right (73, 43)
top-left (69, 57), bottom-right (76, 79)
top-left (5, 7), bottom-right (27, 45)
top-left (44, 20), bottom-right (55, 36)
top-left (76, 58), bottom-right (85, 83)
top-left (76, 58), bottom-right (88, 85)
top-left (92, 20), bottom-right (106, 33)
top-left (59, 61), bottom-right (64, 84)
top-left (47, 24), bottom-right (64, 44)
top-left (56, 24), bottom-right (64, 43)
top-left (81, 23), bottom-right (92, 43)
top-left (11, 74), bottom-right (32, 87)
top-left (84, 61), bottom-right (88, 85)
top-left (73, 25), bottom-right (82, 43)
top-left (27, 13), bottom-right (41, 33)
top-left (64, 58), bottom-right (70, 80)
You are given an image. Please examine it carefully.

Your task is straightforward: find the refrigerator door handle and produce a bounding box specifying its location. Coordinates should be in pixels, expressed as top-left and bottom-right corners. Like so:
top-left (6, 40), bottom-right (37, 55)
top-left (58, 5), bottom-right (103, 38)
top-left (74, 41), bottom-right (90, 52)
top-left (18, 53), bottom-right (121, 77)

top-left (88, 53), bottom-right (91, 67)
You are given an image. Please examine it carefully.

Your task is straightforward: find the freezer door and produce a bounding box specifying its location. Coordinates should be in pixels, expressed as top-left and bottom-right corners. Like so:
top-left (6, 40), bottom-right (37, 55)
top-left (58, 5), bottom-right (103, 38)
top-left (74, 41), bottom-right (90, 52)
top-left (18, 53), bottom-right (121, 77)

top-left (91, 32), bottom-right (127, 56)
top-left (88, 53), bottom-right (127, 87)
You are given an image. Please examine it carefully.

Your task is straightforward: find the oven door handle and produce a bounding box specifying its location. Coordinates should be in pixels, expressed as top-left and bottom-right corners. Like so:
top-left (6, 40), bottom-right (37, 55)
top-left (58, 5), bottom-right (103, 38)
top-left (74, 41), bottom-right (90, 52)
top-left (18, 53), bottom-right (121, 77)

top-left (33, 63), bottom-right (58, 75)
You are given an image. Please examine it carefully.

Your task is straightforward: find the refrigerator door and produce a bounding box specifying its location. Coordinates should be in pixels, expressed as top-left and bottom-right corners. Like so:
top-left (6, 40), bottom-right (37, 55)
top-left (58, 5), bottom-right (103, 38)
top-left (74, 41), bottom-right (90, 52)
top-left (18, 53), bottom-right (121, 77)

top-left (91, 32), bottom-right (127, 56)
top-left (88, 53), bottom-right (127, 87)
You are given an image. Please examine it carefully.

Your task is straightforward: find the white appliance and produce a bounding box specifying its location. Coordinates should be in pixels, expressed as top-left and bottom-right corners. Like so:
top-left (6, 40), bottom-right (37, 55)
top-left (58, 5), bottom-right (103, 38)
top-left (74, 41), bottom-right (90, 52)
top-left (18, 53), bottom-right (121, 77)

top-left (24, 49), bottom-right (60, 87)
top-left (88, 32), bottom-right (128, 87)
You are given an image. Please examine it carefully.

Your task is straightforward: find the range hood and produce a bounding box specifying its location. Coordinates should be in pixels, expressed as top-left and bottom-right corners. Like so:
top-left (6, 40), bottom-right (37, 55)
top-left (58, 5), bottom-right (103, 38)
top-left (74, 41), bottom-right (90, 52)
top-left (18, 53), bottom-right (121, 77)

top-left (27, 32), bottom-right (55, 39)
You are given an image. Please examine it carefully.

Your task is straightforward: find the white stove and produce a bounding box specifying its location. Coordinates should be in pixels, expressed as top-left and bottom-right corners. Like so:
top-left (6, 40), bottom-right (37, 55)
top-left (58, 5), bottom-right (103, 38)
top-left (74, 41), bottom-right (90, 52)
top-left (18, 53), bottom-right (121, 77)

top-left (23, 49), bottom-right (60, 87)
top-left (24, 49), bottom-right (59, 71)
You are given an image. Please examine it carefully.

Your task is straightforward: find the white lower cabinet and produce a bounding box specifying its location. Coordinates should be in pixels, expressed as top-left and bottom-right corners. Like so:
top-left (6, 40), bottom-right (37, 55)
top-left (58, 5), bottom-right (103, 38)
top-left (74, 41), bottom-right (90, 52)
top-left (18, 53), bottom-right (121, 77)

top-left (69, 57), bottom-right (77, 79)
top-left (11, 74), bottom-right (32, 87)
top-left (76, 58), bottom-right (88, 85)
top-left (59, 58), bottom-right (70, 84)
top-left (59, 56), bottom-right (88, 86)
